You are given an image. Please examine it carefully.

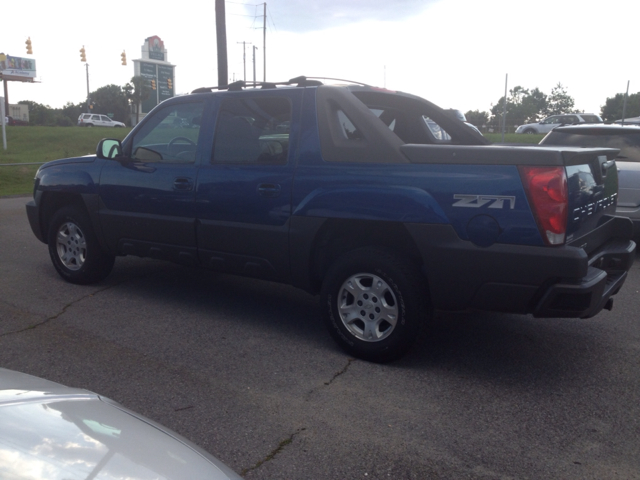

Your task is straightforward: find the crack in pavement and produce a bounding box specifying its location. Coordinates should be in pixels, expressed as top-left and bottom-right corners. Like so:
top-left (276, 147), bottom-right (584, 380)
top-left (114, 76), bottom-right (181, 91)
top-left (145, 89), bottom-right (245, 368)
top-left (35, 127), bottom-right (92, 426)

top-left (0, 283), bottom-right (122, 337)
top-left (241, 359), bottom-right (356, 475)
top-left (324, 357), bottom-right (357, 386)
top-left (0, 263), bottom-right (181, 338)
top-left (241, 427), bottom-right (306, 477)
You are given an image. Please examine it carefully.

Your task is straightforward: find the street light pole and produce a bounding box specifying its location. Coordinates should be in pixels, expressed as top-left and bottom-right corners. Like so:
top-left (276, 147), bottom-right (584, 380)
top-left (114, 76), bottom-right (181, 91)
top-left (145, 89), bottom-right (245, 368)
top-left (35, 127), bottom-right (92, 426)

top-left (85, 63), bottom-right (91, 113)
top-left (237, 41), bottom-right (252, 82)
top-left (263, 2), bottom-right (266, 81)
top-left (253, 46), bottom-right (258, 86)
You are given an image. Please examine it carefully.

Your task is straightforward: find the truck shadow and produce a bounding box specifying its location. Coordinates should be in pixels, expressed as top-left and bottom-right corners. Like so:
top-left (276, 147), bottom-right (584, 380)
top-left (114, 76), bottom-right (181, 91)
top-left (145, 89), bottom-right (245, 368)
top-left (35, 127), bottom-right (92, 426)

top-left (104, 257), bottom-right (625, 387)
top-left (400, 309), bottom-right (616, 387)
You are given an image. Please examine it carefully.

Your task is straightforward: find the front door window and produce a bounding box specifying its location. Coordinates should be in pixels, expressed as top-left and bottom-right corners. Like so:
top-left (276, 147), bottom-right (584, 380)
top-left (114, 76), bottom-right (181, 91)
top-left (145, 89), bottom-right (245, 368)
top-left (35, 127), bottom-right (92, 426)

top-left (131, 102), bottom-right (205, 163)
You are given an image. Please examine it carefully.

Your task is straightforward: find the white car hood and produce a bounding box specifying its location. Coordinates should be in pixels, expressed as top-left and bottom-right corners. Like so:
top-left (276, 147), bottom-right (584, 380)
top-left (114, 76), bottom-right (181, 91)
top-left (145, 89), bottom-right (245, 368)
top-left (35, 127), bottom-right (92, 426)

top-left (0, 368), bottom-right (242, 480)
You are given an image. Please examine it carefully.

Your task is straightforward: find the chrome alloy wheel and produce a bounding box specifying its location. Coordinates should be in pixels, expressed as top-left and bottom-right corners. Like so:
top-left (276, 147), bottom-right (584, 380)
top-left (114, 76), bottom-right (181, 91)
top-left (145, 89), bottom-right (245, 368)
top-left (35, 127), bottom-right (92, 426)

top-left (337, 273), bottom-right (399, 342)
top-left (55, 221), bottom-right (87, 271)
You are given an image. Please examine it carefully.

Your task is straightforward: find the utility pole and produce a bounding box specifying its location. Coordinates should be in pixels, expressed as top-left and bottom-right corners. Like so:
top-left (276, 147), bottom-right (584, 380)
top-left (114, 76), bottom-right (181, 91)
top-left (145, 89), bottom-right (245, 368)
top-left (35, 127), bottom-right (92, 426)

top-left (253, 46), bottom-right (258, 86)
top-left (501, 73), bottom-right (508, 143)
top-left (621, 80), bottom-right (630, 125)
top-left (2, 79), bottom-right (8, 117)
top-left (263, 2), bottom-right (267, 81)
top-left (86, 63), bottom-right (91, 113)
top-left (80, 46), bottom-right (90, 113)
top-left (237, 41), bottom-right (251, 82)
top-left (215, 0), bottom-right (228, 87)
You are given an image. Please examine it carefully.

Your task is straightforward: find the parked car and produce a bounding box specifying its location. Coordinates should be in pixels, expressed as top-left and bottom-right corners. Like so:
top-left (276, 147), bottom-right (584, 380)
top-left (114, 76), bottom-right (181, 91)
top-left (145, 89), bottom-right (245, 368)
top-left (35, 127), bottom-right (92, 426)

top-left (78, 113), bottom-right (126, 127)
top-left (515, 113), bottom-right (603, 134)
top-left (0, 367), bottom-right (243, 479)
top-left (540, 123), bottom-right (640, 238)
top-left (614, 116), bottom-right (640, 125)
top-left (3, 115), bottom-right (28, 126)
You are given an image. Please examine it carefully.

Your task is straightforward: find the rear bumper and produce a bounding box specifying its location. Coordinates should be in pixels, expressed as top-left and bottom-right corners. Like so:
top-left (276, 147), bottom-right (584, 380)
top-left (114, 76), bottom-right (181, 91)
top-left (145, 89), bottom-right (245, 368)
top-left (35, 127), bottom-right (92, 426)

top-left (406, 216), bottom-right (636, 318)
top-left (532, 238), bottom-right (634, 318)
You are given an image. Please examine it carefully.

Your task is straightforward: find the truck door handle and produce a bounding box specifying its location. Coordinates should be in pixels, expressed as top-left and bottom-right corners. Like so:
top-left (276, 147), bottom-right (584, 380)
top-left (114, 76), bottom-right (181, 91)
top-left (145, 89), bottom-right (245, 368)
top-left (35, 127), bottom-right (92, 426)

top-left (257, 183), bottom-right (281, 197)
top-left (174, 177), bottom-right (194, 191)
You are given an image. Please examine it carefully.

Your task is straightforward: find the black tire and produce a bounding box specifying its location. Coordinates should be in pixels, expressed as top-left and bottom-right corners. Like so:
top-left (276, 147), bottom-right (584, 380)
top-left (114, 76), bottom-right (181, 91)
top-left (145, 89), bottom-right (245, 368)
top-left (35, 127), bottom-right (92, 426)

top-left (524, 128), bottom-right (536, 134)
top-left (320, 247), bottom-right (431, 363)
top-left (47, 206), bottom-right (115, 285)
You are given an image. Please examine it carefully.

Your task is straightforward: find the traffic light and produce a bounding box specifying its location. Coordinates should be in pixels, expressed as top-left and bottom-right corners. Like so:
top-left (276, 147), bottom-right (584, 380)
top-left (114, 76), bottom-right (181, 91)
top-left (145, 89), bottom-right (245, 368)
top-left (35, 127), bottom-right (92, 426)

top-left (151, 79), bottom-right (156, 90)
top-left (167, 78), bottom-right (172, 89)
top-left (80, 46), bottom-right (86, 62)
top-left (121, 50), bottom-right (126, 65)
top-left (25, 37), bottom-right (33, 54)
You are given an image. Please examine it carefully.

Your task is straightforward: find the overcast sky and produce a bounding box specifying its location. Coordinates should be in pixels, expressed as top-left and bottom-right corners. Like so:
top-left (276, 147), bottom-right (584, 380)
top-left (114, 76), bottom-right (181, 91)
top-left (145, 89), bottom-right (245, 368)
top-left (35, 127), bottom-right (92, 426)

top-left (2, 0), bottom-right (638, 119)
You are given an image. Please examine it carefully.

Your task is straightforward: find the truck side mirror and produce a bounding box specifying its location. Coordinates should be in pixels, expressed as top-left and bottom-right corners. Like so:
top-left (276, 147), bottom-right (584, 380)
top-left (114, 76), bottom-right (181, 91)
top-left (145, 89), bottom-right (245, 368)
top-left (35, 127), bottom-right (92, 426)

top-left (96, 139), bottom-right (123, 159)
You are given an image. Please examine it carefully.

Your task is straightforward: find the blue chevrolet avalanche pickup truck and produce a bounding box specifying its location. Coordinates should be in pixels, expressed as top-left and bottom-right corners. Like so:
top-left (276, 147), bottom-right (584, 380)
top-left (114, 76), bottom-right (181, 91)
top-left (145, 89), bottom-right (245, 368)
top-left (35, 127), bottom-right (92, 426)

top-left (26, 77), bottom-right (636, 362)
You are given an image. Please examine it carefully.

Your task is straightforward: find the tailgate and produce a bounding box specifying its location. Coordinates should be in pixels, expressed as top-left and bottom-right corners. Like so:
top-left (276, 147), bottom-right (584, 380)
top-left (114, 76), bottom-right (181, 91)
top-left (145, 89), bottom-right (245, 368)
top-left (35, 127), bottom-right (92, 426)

top-left (562, 148), bottom-right (620, 243)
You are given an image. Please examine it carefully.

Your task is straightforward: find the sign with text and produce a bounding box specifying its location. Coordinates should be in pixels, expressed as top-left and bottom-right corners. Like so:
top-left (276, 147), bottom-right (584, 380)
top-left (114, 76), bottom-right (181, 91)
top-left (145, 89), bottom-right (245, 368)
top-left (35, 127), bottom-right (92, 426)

top-left (145, 35), bottom-right (165, 61)
top-left (140, 62), bottom-right (159, 113)
top-left (139, 62), bottom-right (175, 114)
top-left (0, 55), bottom-right (36, 81)
top-left (157, 65), bottom-right (174, 103)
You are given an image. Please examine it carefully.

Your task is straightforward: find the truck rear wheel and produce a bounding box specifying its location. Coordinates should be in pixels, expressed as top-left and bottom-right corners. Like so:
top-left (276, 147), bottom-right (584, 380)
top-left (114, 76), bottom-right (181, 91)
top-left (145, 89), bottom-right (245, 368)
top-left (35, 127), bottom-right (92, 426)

top-left (320, 247), bottom-right (431, 363)
top-left (48, 206), bottom-right (115, 285)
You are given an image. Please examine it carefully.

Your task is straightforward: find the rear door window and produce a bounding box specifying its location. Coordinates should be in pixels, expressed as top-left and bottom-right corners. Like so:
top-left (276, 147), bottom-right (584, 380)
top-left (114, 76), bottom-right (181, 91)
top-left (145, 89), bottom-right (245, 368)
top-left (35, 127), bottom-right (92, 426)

top-left (581, 115), bottom-right (602, 123)
top-left (212, 96), bottom-right (291, 165)
top-left (423, 116), bottom-right (451, 141)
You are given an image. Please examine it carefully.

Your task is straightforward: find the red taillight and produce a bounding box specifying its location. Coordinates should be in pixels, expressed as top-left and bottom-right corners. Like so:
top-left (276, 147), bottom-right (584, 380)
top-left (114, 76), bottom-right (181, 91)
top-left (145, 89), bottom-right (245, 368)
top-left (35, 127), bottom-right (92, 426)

top-left (519, 166), bottom-right (568, 245)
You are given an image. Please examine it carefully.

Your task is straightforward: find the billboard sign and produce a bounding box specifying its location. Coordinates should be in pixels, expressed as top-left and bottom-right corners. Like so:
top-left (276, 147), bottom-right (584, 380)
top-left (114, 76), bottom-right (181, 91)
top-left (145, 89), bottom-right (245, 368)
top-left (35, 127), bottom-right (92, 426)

top-left (146, 36), bottom-right (165, 61)
top-left (0, 55), bottom-right (36, 81)
top-left (138, 61), bottom-right (175, 114)
top-left (140, 61), bottom-right (159, 113)
top-left (157, 65), bottom-right (173, 103)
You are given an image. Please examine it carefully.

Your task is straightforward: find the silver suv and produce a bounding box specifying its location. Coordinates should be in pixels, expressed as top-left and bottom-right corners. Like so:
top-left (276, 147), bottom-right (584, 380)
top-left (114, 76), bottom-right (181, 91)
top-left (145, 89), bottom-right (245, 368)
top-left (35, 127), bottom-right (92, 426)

top-left (515, 113), bottom-right (602, 134)
top-left (77, 113), bottom-right (125, 128)
top-left (540, 123), bottom-right (640, 238)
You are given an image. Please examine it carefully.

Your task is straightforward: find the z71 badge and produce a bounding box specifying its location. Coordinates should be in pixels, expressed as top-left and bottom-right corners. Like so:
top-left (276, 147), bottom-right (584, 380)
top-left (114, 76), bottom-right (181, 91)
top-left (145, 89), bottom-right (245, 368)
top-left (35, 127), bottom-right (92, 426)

top-left (453, 194), bottom-right (516, 209)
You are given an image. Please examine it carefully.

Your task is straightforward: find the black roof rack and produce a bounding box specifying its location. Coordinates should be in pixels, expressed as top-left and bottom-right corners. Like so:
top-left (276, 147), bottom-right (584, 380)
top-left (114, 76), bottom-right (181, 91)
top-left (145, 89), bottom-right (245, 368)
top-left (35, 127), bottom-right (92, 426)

top-left (191, 76), bottom-right (370, 94)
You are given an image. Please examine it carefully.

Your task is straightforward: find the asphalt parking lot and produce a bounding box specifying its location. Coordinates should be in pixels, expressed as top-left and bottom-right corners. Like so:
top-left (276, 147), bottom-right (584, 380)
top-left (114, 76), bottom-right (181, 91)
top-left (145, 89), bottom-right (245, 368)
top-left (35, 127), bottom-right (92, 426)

top-left (1, 195), bottom-right (639, 479)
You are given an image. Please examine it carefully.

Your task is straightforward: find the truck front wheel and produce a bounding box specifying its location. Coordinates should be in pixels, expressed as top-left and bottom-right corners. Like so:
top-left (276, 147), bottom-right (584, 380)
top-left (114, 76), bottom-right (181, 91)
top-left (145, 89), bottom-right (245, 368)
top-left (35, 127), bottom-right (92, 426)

top-left (48, 206), bottom-right (115, 285)
top-left (320, 247), bottom-right (431, 363)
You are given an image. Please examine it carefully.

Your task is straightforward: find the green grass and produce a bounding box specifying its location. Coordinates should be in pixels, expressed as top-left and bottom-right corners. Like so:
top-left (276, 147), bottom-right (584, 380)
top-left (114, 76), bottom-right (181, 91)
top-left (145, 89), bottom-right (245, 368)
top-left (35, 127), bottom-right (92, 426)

top-left (0, 126), bottom-right (131, 196)
top-left (0, 127), bottom-right (544, 197)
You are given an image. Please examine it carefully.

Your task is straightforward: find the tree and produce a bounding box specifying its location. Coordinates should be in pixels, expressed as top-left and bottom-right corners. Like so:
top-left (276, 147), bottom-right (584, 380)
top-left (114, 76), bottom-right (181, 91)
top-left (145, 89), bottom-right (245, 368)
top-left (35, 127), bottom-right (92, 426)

top-left (465, 110), bottom-right (489, 129)
top-left (60, 102), bottom-right (82, 126)
top-left (546, 83), bottom-right (575, 116)
top-left (90, 84), bottom-right (129, 123)
top-left (17, 100), bottom-right (53, 125)
top-left (600, 92), bottom-right (640, 122)
top-left (490, 85), bottom-right (548, 130)
top-left (124, 76), bottom-right (151, 125)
